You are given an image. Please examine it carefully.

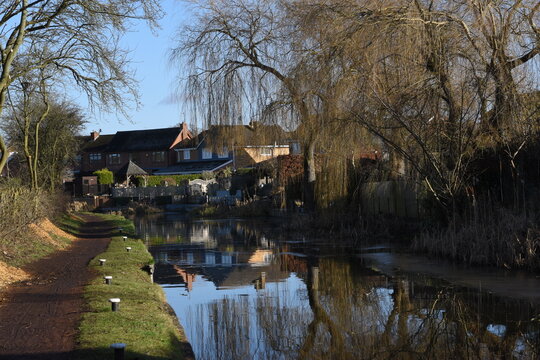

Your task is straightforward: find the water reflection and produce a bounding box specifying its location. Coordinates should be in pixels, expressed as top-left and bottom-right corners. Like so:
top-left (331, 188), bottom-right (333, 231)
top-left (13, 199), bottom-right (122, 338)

top-left (136, 214), bottom-right (540, 360)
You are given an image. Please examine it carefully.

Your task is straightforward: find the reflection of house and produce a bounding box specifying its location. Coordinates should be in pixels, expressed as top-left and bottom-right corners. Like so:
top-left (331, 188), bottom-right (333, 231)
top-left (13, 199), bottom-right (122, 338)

top-left (248, 250), bottom-right (274, 266)
top-left (174, 265), bottom-right (196, 291)
top-left (151, 244), bottom-right (288, 290)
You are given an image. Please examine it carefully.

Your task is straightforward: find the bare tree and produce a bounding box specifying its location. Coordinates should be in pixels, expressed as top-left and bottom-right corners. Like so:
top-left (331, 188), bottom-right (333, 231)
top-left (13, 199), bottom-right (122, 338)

top-left (172, 0), bottom-right (360, 209)
top-left (0, 0), bottom-right (163, 174)
top-left (296, 0), bottom-right (539, 217)
top-left (4, 74), bottom-right (50, 189)
top-left (3, 84), bottom-right (85, 190)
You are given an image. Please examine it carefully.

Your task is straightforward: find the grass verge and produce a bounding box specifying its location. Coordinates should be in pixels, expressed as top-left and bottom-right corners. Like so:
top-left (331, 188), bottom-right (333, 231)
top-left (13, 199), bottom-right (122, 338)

top-left (72, 213), bottom-right (189, 360)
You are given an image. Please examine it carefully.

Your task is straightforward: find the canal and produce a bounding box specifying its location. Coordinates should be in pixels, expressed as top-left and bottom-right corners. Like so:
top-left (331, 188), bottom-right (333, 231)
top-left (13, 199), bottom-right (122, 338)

top-left (135, 213), bottom-right (540, 360)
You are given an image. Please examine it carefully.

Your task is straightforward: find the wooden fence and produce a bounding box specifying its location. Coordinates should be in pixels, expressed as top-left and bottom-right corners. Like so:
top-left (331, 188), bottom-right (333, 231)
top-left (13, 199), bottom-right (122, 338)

top-left (112, 185), bottom-right (187, 199)
top-left (360, 181), bottom-right (420, 218)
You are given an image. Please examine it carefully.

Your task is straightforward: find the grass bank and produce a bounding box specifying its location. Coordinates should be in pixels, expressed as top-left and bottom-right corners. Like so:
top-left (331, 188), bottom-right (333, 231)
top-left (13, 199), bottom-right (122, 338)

top-left (0, 182), bottom-right (72, 268)
top-left (66, 213), bottom-right (191, 360)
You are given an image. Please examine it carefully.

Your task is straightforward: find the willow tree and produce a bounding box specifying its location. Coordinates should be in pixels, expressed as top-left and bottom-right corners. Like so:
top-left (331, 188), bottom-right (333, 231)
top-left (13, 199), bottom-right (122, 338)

top-left (454, 0), bottom-right (540, 206)
top-left (172, 0), bottom-right (356, 209)
top-left (0, 0), bottom-right (163, 174)
top-left (335, 0), bottom-right (538, 216)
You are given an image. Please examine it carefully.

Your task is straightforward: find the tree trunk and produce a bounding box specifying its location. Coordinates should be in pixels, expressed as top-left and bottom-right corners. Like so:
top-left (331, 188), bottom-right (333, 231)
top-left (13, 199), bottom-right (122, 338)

top-left (0, 0), bottom-right (28, 175)
top-left (0, 137), bottom-right (8, 176)
top-left (32, 97), bottom-right (49, 189)
top-left (303, 140), bottom-right (316, 211)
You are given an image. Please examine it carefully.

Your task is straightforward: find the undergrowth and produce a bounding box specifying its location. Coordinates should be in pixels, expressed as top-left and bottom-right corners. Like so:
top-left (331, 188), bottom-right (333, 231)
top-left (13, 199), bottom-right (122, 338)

top-left (412, 208), bottom-right (540, 271)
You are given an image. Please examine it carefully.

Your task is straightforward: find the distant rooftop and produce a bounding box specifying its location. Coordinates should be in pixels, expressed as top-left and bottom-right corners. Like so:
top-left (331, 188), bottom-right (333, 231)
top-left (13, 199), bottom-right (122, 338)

top-left (106, 127), bottom-right (183, 152)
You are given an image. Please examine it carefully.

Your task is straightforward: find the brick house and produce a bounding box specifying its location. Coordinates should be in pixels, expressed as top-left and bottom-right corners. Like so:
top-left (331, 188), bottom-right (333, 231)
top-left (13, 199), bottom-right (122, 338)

top-left (78, 123), bottom-right (192, 176)
top-left (78, 131), bottom-right (115, 175)
top-left (76, 122), bottom-right (294, 181)
top-left (155, 123), bottom-right (292, 175)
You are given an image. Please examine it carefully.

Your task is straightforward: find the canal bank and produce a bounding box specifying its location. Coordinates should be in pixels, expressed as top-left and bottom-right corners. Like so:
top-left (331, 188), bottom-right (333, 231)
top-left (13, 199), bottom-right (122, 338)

top-left (72, 213), bottom-right (193, 360)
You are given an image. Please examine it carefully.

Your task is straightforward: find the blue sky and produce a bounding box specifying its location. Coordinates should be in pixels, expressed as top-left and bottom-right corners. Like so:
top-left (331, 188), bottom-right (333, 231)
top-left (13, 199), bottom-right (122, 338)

top-left (81, 0), bottom-right (191, 136)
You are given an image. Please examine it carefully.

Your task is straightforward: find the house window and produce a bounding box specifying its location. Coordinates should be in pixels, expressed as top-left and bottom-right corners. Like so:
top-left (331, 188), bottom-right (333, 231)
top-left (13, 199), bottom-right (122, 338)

top-left (152, 151), bottom-right (166, 162)
top-left (202, 148), bottom-right (212, 159)
top-left (108, 153), bottom-right (121, 165)
top-left (290, 142), bottom-right (301, 154)
top-left (217, 146), bottom-right (228, 158)
top-left (260, 147), bottom-right (272, 156)
top-left (184, 150), bottom-right (191, 160)
top-left (89, 153), bottom-right (101, 161)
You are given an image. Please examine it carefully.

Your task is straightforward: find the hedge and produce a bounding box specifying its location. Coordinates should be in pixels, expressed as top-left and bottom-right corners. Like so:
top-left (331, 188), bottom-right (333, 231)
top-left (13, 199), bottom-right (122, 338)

top-left (93, 168), bottom-right (114, 185)
top-left (134, 174), bottom-right (203, 187)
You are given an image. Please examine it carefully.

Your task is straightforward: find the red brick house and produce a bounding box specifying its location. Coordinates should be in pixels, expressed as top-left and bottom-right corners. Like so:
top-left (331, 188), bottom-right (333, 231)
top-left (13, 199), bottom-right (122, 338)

top-left (78, 131), bottom-right (115, 175)
top-left (78, 123), bottom-right (192, 176)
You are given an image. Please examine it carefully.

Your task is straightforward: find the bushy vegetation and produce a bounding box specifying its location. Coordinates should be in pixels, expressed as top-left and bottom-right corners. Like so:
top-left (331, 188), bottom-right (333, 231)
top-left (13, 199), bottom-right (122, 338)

top-left (413, 208), bottom-right (540, 271)
top-left (135, 174), bottom-right (202, 187)
top-left (93, 168), bottom-right (114, 185)
top-left (235, 168), bottom-right (256, 176)
top-left (201, 171), bottom-right (213, 180)
top-left (192, 199), bottom-right (273, 218)
top-left (0, 179), bottom-right (69, 266)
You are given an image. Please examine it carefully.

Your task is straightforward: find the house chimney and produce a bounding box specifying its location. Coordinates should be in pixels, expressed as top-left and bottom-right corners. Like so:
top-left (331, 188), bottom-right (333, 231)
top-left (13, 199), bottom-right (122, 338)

top-left (181, 122), bottom-right (193, 140)
top-left (91, 130), bottom-right (100, 141)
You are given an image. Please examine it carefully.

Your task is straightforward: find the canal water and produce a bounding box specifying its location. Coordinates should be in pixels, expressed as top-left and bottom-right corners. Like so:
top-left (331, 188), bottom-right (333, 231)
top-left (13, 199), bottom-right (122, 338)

top-left (135, 213), bottom-right (540, 360)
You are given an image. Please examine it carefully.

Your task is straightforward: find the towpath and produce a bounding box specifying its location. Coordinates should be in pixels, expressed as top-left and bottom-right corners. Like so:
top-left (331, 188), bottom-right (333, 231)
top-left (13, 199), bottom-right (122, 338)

top-left (0, 215), bottom-right (112, 360)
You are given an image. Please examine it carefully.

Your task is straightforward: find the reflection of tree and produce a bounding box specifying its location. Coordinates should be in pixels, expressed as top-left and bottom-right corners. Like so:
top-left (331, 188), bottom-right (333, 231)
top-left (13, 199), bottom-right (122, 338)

top-left (294, 258), bottom-right (539, 360)
top-left (299, 260), bottom-right (353, 360)
top-left (158, 245), bottom-right (540, 359)
top-left (381, 279), bottom-right (413, 359)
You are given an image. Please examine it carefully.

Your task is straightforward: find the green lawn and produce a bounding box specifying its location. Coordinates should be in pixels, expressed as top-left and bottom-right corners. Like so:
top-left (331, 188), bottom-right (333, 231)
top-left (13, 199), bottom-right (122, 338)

top-left (71, 213), bottom-right (189, 360)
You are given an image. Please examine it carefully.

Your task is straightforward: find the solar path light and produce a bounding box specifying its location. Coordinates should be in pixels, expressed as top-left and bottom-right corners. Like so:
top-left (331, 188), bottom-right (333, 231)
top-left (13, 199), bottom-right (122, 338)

top-left (109, 298), bottom-right (121, 312)
top-left (110, 342), bottom-right (126, 360)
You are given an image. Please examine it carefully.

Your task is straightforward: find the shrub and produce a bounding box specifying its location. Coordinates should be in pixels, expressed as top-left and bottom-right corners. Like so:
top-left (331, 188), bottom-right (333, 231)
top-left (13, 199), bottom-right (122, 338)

top-left (134, 174), bottom-right (202, 187)
top-left (236, 167), bottom-right (255, 176)
top-left (93, 168), bottom-right (114, 185)
top-left (0, 180), bottom-right (68, 266)
top-left (160, 177), bottom-right (176, 186)
top-left (201, 171), bottom-right (214, 180)
top-left (412, 207), bottom-right (540, 271)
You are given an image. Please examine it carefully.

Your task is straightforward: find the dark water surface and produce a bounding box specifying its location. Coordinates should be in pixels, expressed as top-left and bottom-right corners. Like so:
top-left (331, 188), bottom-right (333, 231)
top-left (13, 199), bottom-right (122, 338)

top-left (135, 213), bottom-right (540, 360)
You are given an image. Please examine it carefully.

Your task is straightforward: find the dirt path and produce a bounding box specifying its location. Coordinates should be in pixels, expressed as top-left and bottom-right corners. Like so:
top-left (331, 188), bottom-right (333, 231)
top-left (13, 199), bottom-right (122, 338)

top-left (0, 215), bottom-right (113, 360)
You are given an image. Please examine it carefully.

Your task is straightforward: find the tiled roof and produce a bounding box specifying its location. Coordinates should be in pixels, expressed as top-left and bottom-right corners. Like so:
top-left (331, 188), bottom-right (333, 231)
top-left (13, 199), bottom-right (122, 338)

top-left (106, 127), bottom-right (182, 152)
top-left (79, 134), bottom-right (115, 152)
top-left (117, 160), bottom-right (148, 176)
top-left (173, 123), bottom-right (289, 150)
top-left (174, 133), bottom-right (204, 149)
